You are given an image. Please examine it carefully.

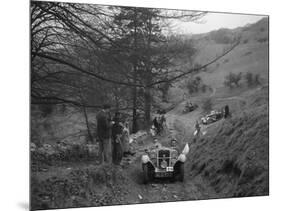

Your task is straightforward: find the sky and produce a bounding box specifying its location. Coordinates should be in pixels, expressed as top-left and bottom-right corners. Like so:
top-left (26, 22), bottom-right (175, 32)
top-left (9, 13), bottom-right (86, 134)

top-left (174, 12), bottom-right (265, 34)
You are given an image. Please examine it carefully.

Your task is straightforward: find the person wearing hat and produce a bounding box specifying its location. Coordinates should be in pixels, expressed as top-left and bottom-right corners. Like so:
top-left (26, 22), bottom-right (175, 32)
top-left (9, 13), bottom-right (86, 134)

top-left (170, 138), bottom-right (180, 153)
top-left (111, 112), bottom-right (124, 165)
top-left (96, 104), bottom-right (113, 164)
top-left (194, 120), bottom-right (202, 137)
top-left (152, 116), bottom-right (160, 135)
top-left (122, 121), bottom-right (135, 157)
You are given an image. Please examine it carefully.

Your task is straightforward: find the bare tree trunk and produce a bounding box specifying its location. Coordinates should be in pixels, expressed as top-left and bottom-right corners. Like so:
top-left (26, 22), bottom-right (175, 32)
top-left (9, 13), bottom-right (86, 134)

top-left (81, 105), bottom-right (94, 143)
top-left (114, 92), bottom-right (119, 113)
top-left (132, 8), bottom-right (138, 133)
top-left (132, 71), bottom-right (138, 133)
top-left (144, 86), bottom-right (151, 127)
top-left (78, 89), bottom-right (94, 143)
top-left (144, 14), bottom-right (153, 127)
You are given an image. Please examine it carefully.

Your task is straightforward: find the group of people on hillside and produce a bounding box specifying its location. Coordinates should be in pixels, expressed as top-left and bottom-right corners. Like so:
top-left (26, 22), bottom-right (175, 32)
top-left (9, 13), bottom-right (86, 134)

top-left (96, 104), bottom-right (135, 165)
top-left (151, 110), bottom-right (167, 137)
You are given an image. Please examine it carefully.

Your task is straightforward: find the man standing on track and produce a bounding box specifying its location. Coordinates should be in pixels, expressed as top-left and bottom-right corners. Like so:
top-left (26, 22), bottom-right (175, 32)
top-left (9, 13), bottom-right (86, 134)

top-left (111, 112), bottom-right (124, 165)
top-left (96, 104), bottom-right (112, 164)
top-left (194, 120), bottom-right (202, 137)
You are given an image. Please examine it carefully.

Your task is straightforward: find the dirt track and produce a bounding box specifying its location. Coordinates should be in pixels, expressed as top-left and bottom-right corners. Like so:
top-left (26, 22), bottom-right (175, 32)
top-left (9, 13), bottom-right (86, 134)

top-left (117, 100), bottom-right (219, 204)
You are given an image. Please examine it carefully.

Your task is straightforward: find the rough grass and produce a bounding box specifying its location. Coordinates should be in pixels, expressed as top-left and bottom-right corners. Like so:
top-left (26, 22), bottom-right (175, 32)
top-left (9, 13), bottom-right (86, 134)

top-left (31, 164), bottom-right (131, 210)
top-left (186, 92), bottom-right (269, 198)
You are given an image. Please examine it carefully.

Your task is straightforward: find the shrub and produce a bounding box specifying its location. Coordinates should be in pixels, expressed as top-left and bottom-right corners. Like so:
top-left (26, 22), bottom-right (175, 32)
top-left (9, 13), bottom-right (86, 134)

top-left (245, 72), bottom-right (261, 87)
top-left (257, 37), bottom-right (268, 43)
top-left (245, 72), bottom-right (254, 87)
top-left (186, 77), bottom-right (200, 94)
top-left (224, 72), bottom-right (242, 88)
top-left (186, 76), bottom-right (209, 95)
top-left (254, 74), bottom-right (261, 85)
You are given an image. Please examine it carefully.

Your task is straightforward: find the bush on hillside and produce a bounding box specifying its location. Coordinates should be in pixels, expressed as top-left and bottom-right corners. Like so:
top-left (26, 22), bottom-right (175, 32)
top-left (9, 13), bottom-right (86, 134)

top-left (245, 72), bottom-right (261, 87)
top-left (257, 37), bottom-right (268, 43)
top-left (224, 72), bottom-right (242, 88)
top-left (254, 74), bottom-right (261, 85)
top-left (186, 76), bottom-right (209, 95)
top-left (245, 72), bottom-right (254, 87)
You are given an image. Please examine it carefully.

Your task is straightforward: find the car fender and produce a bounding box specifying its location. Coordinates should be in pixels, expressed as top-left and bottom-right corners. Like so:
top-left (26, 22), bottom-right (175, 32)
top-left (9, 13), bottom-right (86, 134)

top-left (177, 153), bottom-right (186, 163)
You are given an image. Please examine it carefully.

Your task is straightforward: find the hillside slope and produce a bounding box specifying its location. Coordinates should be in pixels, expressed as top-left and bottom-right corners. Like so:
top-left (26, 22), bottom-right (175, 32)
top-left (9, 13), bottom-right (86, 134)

top-left (191, 17), bottom-right (268, 89)
top-left (186, 86), bottom-right (269, 198)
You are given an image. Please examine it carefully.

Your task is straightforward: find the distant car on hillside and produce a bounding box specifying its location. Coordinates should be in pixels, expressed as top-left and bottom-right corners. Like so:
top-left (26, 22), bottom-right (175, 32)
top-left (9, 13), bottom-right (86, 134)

top-left (201, 110), bottom-right (223, 124)
top-left (182, 102), bottom-right (198, 114)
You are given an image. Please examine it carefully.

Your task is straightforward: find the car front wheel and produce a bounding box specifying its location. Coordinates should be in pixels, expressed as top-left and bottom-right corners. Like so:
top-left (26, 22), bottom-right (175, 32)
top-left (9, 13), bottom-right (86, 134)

top-left (178, 162), bottom-right (185, 182)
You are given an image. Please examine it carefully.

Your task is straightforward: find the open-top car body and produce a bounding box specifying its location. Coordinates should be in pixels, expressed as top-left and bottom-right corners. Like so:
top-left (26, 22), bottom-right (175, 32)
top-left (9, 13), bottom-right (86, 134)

top-left (183, 102), bottom-right (198, 114)
top-left (141, 144), bottom-right (186, 183)
top-left (201, 110), bottom-right (223, 124)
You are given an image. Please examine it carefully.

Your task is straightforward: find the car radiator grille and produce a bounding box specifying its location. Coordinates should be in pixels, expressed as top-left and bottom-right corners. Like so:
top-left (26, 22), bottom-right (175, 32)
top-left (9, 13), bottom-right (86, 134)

top-left (157, 150), bottom-right (170, 168)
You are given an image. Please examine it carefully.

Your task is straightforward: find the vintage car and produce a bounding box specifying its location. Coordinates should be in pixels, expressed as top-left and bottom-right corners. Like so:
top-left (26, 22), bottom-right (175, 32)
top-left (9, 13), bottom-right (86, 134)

top-left (141, 144), bottom-right (186, 183)
top-left (201, 110), bottom-right (223, 124)
top-left (183, 102), bottom-right (198, 114)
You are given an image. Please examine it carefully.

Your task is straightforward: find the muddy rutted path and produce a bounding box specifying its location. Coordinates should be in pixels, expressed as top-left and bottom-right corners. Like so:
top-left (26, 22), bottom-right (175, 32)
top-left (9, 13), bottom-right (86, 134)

top-left (118, 100), bottom-right (219, 205)
top-left (124, 86), bottom-right (269, 204)
top-left (121, 86), bottom-right (268, 204)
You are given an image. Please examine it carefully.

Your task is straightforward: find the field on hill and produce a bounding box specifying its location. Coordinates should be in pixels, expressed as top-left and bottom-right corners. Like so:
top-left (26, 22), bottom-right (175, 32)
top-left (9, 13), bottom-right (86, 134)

top-left (192, 18), bottom-right (268, 89)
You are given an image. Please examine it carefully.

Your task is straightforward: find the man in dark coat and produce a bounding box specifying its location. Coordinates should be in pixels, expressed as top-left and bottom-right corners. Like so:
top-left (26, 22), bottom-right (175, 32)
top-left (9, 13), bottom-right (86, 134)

top-left (153, 116), bottom-right (160, 135)
top-left (224, 105), bottom-right (230, 118)
top-left (111, 112), bottom-right (124, 165)
top-left (96, 104), bottom-right (112, 164)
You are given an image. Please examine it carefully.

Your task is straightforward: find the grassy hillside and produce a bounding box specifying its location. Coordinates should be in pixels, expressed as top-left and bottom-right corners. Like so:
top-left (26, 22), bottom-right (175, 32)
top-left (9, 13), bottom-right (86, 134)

top-left (186, 86), bottom-right (269, 198)
top-left (172, 17), bottom-right (270, 197)
top-left (191, 17), bottom-right (268, 89)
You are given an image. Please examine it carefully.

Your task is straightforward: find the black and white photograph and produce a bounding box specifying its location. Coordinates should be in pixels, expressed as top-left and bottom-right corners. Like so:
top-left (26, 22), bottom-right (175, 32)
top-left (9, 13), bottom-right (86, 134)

top-left (30, 0), bottom-right (269, 210)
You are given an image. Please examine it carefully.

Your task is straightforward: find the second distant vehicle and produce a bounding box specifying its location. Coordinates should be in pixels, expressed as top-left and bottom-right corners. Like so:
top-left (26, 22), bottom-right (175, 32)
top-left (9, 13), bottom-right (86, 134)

top-left (183, 102), bottom-right (198, 114)
top-left (201, 110), bottom-right (223, 124)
